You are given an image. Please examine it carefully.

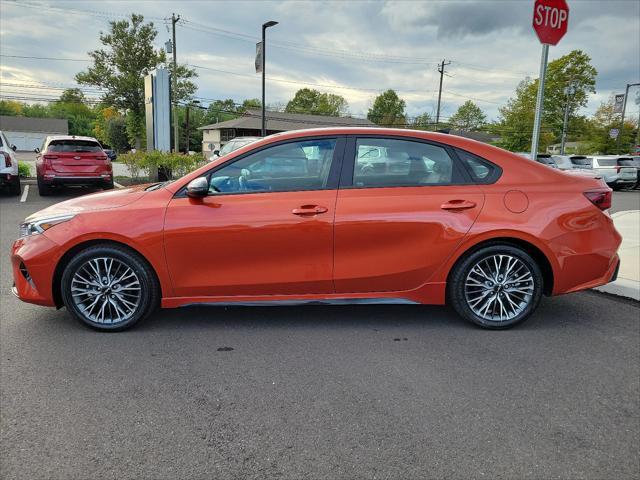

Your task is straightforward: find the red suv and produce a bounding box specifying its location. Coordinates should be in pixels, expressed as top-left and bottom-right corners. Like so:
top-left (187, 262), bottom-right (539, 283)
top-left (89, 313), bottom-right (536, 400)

top-left (35, 136), bottom-right (113, 195)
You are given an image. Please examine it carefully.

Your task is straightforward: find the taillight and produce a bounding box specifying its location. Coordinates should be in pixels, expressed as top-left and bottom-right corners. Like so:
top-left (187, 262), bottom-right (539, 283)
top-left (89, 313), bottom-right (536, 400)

top-left (3, 152), bottom-right (11, 168)
top-left (584, 189), bottom-right (612, 211)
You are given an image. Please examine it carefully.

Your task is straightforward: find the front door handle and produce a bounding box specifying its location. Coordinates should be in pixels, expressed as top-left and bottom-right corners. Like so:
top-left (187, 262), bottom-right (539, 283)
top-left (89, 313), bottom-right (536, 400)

top-left (292, 205), bottom-right (328, 216)
top-left (441, 199), bottom-right (477, 211)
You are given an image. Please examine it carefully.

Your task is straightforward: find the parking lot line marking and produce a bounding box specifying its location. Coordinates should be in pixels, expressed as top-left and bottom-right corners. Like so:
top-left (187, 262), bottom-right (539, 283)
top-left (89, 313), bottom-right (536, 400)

top-left (114, 181), bottom-right (124, 189)
top-left (20, 184), bottom-right (29, 203)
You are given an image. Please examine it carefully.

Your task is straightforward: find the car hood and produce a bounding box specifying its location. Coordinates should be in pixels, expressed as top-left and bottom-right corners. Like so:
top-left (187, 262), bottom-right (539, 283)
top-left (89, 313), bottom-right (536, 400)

top-left (26, 184), bottom-right (151, 221)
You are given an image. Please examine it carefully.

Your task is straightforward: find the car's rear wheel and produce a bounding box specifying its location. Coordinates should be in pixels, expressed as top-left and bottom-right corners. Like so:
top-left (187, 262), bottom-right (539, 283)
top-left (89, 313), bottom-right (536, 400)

top-left (103, 180), bottom-right (114, 190)
top-left (61, 244), bottom-right (159, 331)
top-left (448, 244), bottom-right (543, 329)
top-left (9, 177), bottom-right (21, 196)
top-left (37, 178), bottom-right (52, 196)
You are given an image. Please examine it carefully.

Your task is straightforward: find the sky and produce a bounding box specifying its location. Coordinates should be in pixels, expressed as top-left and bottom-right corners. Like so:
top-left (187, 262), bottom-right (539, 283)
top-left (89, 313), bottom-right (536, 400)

top-left (1, 0), bottom-right (639, 122)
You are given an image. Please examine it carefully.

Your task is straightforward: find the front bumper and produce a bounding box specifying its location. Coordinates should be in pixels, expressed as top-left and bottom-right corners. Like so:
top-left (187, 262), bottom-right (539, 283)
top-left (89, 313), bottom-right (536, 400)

top-left (11, 234), bottom-right (62, 307)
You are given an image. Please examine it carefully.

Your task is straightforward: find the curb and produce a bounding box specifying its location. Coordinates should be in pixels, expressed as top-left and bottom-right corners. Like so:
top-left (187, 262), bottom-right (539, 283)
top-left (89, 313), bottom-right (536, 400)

top-left (594, 279), bottom-right (640, 302)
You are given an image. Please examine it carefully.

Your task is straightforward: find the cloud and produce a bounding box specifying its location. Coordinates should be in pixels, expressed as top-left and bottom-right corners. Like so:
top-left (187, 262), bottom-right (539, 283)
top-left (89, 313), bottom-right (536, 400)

top-left (0, 0), bottom-right (638, 121)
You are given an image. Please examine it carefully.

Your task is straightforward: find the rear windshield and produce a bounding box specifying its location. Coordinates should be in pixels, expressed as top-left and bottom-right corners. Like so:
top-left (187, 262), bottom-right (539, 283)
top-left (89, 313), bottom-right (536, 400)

top-left (617, 158), bottom-right (635, 166)
top-left (537, 157), bottom-right (556, 166)
top-left (570, 157), bottom-right (591, 166)
top-left (47, 139), bottom-right (102, 153)
top-left (595, 158), bottom-right (617, 167)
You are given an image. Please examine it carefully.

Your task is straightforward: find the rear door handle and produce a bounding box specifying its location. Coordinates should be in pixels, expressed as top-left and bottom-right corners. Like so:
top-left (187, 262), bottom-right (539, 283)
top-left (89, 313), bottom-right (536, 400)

top-left (292, 205), bottom-right (328, 216)
top-left (441, 199), bottom-right (477, 211)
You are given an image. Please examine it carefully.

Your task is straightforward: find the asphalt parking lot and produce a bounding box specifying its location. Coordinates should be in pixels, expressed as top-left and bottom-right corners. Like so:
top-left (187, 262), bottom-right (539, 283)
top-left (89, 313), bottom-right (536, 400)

top-left (1, 186), bottom-right (639, 479)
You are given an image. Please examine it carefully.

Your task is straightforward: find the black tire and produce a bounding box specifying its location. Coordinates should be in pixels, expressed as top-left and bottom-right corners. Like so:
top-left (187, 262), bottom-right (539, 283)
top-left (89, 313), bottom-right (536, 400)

top-left (103, 180), bottom-right (114, 190)
top-left (448, 244), bottom-right (544, 329)
top-left (37, 178), bottom-right (52, 196)
top-left (9, 177), bottom-right (21, 196)
top-left (60, 244), bottom-right (159, 331)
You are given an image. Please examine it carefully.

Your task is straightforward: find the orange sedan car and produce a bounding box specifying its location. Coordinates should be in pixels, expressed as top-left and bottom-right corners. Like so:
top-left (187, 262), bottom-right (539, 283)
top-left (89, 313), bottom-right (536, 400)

top-left (11, 128), bottom-right (621, 331)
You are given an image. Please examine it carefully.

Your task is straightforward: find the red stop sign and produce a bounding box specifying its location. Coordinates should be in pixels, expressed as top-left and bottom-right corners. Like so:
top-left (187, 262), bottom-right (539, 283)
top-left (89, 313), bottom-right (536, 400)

top-left (532, 0), bottom-right (569, 45)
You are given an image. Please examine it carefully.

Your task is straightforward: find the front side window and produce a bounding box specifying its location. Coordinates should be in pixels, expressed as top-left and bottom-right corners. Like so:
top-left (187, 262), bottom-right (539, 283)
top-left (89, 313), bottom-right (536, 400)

top-left (352, 138), bottom-right (458, 188)
top-left (208, 138), bottom-right (336, 194)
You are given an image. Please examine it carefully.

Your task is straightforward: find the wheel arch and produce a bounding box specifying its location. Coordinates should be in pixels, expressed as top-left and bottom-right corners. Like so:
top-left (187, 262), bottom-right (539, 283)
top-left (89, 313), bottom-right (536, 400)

top-left (52, 239), bottom-right (163, 308)
top-left (445, 236), bottom-right (555, 297)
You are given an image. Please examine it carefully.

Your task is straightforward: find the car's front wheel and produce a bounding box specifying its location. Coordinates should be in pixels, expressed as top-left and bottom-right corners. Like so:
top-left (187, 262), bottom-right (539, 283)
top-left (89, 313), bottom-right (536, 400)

top-left (448, 244), bottom-right (543, 329)
top-left (60, 244), bottom-right (159, 331)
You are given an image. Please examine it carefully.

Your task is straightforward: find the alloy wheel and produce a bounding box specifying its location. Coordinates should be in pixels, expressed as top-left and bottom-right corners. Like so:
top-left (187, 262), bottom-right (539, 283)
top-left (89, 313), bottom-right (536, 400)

top-left (464, 254), bottom-right (535, 322)
top-left (70, 257), bottom-right (142, 325)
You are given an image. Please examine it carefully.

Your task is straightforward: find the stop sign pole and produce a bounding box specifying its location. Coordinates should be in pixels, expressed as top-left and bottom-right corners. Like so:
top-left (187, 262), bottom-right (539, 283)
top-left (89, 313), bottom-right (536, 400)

top-left (530, 0), bottom-right (569, 160)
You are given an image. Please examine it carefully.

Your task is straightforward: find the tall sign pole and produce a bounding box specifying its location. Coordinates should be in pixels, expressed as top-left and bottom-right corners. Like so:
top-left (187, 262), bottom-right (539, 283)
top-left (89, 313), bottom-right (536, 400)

top-left (260, 21), bottom-right (278, 137)
top-left (530, 0), bottom-right (569, 159)
top-left (171, 13), bottom-right (180, 153)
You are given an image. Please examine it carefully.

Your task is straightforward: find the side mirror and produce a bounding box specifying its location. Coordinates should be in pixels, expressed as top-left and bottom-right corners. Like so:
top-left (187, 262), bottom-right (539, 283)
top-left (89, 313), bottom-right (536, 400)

top-left (11, 145), bottom-right (17, 152)
top-left (213, 150), bottom-right (220, 156)
top-left (186, 177), bottom-right (209, 198)
top-left (34, 147), bottom-right (40, 154)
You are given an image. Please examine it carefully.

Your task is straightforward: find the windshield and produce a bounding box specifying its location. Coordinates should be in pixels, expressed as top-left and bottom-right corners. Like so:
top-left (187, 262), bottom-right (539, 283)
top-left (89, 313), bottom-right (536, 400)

top-left (48, 139), bottom-right (102, 153)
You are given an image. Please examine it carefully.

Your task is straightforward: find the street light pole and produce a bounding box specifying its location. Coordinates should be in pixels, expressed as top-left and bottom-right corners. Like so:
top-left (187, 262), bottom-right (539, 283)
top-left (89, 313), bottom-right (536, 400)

top-left (261, 21), bottom-right (278, 137)
top-left (616, 82), bottom-right (640, 153)
top-left (560, 83), bottom-right (575, 155)
top-left (171, 13), bottom-right (180, 153)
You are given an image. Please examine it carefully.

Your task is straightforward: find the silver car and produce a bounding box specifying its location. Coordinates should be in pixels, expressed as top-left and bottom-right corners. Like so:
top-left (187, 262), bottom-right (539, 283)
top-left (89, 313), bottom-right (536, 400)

top-left (588, 156), bottom-right (637, 190)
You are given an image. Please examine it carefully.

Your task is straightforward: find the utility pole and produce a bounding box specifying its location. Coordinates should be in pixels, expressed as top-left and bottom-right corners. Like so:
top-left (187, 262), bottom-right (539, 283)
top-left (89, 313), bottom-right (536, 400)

top-left (616, 83), bottom-right (640, 153)
top-left (171, 13), bottom-right (180, 153)
top-left (435, 59), bottom-right (450, 130)
top-left (560, 83), bottom-right (575, 155)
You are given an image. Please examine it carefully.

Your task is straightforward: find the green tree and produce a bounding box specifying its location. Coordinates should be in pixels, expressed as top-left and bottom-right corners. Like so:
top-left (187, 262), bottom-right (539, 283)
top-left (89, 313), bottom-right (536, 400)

top-left (105, 115), bottom-right (130, 152)
top-left (411, 112), bottom-right (433, 130)
top-left (367, 89), bottom-right (406, 126)
top-left (75, 14), bottom-right (197, 147)
top-left (588, 96), bottom-right (638, 154)
top-left (449, 100), bottom-right (487, 131)
top-left (202, 99), bottom-right (239, 125)
top-left (49, 88), bottom-right (96, 136)
top-left (494, 50), bottom-right (597, 152)
top-left (0, 100), bottom-right (23, 116)
top-left (285, 88), bottom-right (349, 116)
top-left (241, 98), bottom-right (261, 110)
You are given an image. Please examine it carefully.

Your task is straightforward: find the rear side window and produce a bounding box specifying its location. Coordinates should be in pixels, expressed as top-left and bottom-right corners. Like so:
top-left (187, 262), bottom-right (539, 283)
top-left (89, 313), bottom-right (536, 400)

top-left (455, 148), bottom-right (501, 184)
top-left (617, 158), bottom-right (635, 166)
top-left (47, 140), bottom-right (102, 153)
top-left (594, 158), bottom-right (616, 167)
top-left (351, 138), bottom-right (462, 188)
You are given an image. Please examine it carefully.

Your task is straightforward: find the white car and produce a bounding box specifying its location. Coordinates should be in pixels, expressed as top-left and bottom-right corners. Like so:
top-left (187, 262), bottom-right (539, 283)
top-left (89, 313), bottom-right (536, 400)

top-left (588, 156), bottom-right (637, 190)
top-left (209, 137), bottom-right (261, 161)
top-left (0, 130), bottom-right (20, 195)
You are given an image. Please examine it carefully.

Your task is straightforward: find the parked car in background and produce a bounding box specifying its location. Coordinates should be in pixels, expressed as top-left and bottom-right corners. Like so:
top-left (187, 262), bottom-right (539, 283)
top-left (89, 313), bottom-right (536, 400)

top-left (550, 155), bottom-right (603, 181)
top-left (13, 128), bottom-right (621, 332)
top-left (35, 135), bottom-right (113, 196)
top-left (588, 156), bottom-right (637, 190)
top-left (103, 149), bottom-right (117, 162)
top-left (209, 137), bottom-right (261, 161)
top-left (533, 154), bottom-right (558, 168)
top-left (631, 156), bottom-right (640, 189)
top-left (0, 130), bottom-right (20, 195)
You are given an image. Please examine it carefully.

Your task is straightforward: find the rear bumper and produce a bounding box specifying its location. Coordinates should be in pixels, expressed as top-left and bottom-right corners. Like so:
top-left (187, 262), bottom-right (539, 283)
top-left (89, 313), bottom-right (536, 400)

top-left (0, 172), bottom-right (19, 185)
top-left (40, 175), bottom-right (112, 186)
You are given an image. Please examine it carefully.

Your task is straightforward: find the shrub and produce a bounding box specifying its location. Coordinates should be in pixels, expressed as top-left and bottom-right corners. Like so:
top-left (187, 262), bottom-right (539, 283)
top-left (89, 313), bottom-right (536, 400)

top-left (18, 161), bottom-right (32, 177)
top-left (117, 151), bottom-right (206, 181)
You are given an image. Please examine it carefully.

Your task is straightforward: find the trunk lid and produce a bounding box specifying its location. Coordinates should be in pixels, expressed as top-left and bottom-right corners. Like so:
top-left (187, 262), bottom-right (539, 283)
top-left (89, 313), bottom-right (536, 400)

top-left (45, 139), bottom-right (110, 174)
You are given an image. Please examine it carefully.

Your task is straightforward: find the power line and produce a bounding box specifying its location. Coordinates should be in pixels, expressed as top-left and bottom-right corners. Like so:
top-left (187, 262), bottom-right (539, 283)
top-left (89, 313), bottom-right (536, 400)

top-left (0, 54), bottom-right (88, 62)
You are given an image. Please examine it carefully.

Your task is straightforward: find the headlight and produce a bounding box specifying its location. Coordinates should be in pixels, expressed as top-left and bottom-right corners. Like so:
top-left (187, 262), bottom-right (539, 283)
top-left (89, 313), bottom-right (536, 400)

top-left (19, 214), bottom-right (75, 238)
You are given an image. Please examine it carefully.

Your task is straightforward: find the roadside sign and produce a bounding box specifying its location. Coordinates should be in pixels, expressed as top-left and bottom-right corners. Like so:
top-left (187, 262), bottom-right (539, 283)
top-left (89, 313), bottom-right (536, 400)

top-left (614, 94), bottom-right (626, 113)
top-left (533, 0), bottom-right (569, 45)
top-left (609, 128), bottom-right (619, 139)
top-left (255, 42), bottom-right (263, 73)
